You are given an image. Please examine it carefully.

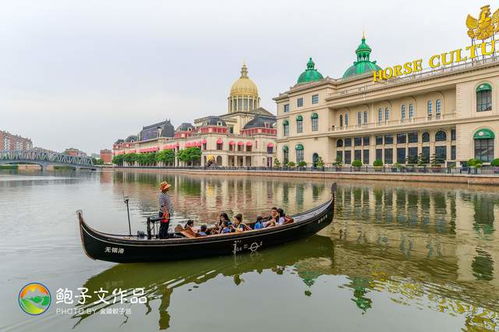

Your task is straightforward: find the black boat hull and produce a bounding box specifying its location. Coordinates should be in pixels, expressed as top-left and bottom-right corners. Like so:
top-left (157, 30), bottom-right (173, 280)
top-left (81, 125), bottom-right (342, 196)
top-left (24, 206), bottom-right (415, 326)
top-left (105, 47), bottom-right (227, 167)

top-left (78, 196), bottom-right (335, 263)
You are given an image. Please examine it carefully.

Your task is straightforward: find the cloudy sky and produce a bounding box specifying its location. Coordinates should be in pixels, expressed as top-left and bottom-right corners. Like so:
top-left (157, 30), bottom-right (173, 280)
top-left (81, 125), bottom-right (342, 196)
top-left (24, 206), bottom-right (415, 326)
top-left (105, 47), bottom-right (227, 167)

top-left (0, 0), bottom-right (480, 153)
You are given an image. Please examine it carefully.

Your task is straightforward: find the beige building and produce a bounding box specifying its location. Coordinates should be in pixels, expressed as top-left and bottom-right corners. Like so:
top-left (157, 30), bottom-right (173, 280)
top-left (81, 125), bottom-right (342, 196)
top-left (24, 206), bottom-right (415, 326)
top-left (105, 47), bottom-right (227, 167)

top-left (274, 37), bottom-right (499, 167)
top-left (113, 64), bottom-right (277, 167)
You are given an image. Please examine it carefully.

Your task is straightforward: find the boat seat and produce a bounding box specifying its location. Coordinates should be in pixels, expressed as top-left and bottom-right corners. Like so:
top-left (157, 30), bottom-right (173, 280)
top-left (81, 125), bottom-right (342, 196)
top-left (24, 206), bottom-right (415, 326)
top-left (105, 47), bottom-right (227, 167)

top-left (179, 229), bottom-right (198, 239)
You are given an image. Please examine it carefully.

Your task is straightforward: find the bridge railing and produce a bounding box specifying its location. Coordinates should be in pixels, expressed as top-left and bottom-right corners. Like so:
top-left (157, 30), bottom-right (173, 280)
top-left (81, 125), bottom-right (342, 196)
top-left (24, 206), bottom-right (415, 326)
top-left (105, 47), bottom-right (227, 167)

top-left (0, 150), bottom-right (94, 166)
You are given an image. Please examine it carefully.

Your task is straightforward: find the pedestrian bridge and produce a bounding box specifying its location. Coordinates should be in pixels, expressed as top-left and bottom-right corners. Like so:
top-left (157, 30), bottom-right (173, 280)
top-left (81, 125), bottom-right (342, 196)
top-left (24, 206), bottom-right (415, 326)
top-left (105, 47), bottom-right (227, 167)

top-left (0, 150), bottom-right (95, 170)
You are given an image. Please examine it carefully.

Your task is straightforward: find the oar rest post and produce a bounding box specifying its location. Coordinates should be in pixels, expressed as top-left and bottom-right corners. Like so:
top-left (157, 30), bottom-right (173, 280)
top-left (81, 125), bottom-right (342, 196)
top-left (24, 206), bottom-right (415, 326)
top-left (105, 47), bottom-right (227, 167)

top-left (146, 216), bottom-right (163, 240)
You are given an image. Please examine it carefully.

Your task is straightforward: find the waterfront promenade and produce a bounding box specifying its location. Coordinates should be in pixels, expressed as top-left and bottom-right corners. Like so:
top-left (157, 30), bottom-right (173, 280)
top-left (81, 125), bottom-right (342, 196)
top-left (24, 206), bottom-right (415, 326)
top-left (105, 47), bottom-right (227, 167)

top-left (112, 166), bottom-right (499, 185)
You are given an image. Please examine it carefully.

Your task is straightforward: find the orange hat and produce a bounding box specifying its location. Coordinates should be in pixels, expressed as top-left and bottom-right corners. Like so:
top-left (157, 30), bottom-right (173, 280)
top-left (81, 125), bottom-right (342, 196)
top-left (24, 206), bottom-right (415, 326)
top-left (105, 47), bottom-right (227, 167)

top-left (159, 181), bottom-right (171, 191)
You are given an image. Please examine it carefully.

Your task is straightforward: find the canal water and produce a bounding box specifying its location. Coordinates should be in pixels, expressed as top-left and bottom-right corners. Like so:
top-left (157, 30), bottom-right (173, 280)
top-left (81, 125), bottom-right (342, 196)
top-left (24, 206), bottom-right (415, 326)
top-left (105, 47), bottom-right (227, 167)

top-left (0, 170), bottom-right (498, 331)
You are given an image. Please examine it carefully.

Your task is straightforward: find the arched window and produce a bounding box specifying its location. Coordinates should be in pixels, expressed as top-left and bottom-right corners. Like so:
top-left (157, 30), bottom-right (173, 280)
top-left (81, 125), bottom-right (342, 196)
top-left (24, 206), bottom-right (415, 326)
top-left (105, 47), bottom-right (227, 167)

top-left (427, 100), bottom-right (433, 119)
top-left (409, 104), bottom-right (414, 119)
top-left (476, 83), bottom-right (492, 112)
top-left (311, 113), bottom-right (319, 131)
top-left (384, 108), bottom-right (390, 121)
top-left (296, 115), bottom-right (303, 133)
top-left (422, 132), bottom-right (430, 143)
top-left (283, 120), bottom-right (289, 136)
top-left (435, 130), bottom-right (447, 142)
top-left (283, 145), bottom-right (289, 164)
top-left (378, 108), bottom-right (383, 123)
top-left (345, 113), bottom-right (349, 126)
top-left (474, 129), bottom-right (495, 161)
top-left (295, 144), bottom-right (304, 162)
top-left (436, 99), bottom-right (441, 119)
top-left (401, 105), bottom-right (406, 121)
top-left (336, 139), bottom-right (343, 147)
top-left (339, 114), bottom-right (343, 127)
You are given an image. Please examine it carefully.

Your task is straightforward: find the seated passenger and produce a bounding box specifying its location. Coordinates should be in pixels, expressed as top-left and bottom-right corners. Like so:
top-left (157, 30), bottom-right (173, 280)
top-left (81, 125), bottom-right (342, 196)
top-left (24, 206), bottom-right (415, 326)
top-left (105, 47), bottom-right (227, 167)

top-left (264, 207), bottom-right (279, 228)
top-left (233, 214), bottom-right (251, 232)
top-left (221, 221), bottom-right (232, 234)
top-left (198, 225), bottom-right (208, 236)
top-left (253, 216), bottom-right (264, 230)
top-left (218, 213), bottom-right (230, 228)
top-left (185, 220), bottom-right (194, 229)
top-left (277, 208), bottom-right (286, 225)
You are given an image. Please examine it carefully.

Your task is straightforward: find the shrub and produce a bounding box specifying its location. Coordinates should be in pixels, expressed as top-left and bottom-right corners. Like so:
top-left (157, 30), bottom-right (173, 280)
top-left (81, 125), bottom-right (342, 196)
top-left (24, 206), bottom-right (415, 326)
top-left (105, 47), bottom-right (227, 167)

top-left (351, 159), bottom-right (363, 167)
top-left (467, 158), bottom-right (483, 168)
top-left (297, 161), bottom-right (307, 167)
top-left (490, 158), bottom-right (499, 167)
top-left (315, 156), bottom-right (325, 168)
top-left (332, 157), bottom-right (342, 167)
top-left (287, 161), bottom-right (296, 168)
top-left (274, 158), bottom-right (281, 168)
top-left (373, 159), bottom-right (383, 167)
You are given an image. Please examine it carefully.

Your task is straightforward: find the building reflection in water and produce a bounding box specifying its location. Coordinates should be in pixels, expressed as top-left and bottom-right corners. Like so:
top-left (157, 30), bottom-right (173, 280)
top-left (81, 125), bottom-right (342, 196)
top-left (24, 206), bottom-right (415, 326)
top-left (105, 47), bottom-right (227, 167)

top-left (85, 171), bottom-right (499, 330)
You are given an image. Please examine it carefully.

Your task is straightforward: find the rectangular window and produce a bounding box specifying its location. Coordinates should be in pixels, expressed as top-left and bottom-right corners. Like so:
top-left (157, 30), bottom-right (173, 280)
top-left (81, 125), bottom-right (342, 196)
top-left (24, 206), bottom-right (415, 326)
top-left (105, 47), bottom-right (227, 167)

top-left (397, 148), bottom-right (406, 163)
top-left (451, 129), bottom-right (456, 141)
top-left (345, 138), bottom-right (352, 147)
top-left (401, 105), bottom-right (406, 121)
top-left (408, 147), bottom-right (418, 163)
top-left (376, 136), bottom-right (383, 145)
top-left (384, 148), bottom-right (393, 164)
top-left (311, 118), bottom-right (318, 131)
top-left (477, 90), bottom-right (492, 112)
top-left (363, 150), bottom-right (370, 164)
top-left (283, 104), bottom-right (290, 113)
top-left (363, 136), bottom-right (370, 146)
top-left (397, 133), bottom-right (407, 144)
top-left (363, 111), bottom-right (368, 124)
top-left (336, 151), bottom-right (343, 163)
top-left (354, 150), bottom-right (362, 161)
top-left (435, 146), bottom-right (447, 162)
top-left (296, 149), bottom-right (304, 162)
top-left (427, 100), bottom-right (432, 119)
top-left (354, 137), bottom-right (362, 146)
top-left (451, 145), bottom-right (456, 160)
top-left (435, 99), bottom-right (441, 119)
top-left (378, 109), bottom-right (383, 123)
top-left (474, 139), bottom-right (494, 162)
top-left (297, 121), bottom-right (303, 133)
top-left (408, 132), bottom-right (418, 143)
top-left (422, 146), bottom-right (430, 163)
top-left (376, 149), bottom-right (383, 162)
top-left (297, 98), bottom-right (303, 108)
top-left (283, 125), bottom-right (289, 136)
top-left (357, 112), bottom-right (362, 125)
top-left (385, 108), bottom-right (390, 121)
top-left (344, 151), bottom-right (352, 164)
top-left (384, 134), bottom-right (393, 145)
top-left (409, 104), bottom-right (414, 119)
top-left (311, 94), bottom-right (319, 104)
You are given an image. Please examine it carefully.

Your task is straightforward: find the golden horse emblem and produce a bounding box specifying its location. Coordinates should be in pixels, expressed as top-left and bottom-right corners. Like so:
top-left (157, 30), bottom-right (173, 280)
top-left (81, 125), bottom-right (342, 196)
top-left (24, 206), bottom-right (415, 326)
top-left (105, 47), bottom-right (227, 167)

top-left (466, 5), bottom-right (499, 40)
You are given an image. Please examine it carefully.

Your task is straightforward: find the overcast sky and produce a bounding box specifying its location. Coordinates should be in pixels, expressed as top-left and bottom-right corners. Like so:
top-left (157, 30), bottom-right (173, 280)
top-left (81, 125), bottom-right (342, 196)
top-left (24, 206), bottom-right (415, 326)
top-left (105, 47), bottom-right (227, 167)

top-left (0, 0), bottom-right (480, 153)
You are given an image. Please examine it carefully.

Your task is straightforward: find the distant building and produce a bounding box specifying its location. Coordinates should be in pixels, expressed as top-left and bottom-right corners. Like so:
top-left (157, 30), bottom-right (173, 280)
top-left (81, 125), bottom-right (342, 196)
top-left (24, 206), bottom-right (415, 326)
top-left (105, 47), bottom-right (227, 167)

top-left (113, 64), bottom-right (277, 167)
top-left (64, 148), bottom-right (87, 157)
top-left (0, 130), bottom-right (33, 151)
top-left (100, 149), bottom-right (113, 164)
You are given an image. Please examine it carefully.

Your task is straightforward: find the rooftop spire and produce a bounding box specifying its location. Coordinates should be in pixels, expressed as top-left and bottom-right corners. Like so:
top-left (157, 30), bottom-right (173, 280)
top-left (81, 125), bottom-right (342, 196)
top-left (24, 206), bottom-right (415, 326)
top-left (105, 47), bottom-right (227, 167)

top-left (240, 63), bottom-right (248, 78)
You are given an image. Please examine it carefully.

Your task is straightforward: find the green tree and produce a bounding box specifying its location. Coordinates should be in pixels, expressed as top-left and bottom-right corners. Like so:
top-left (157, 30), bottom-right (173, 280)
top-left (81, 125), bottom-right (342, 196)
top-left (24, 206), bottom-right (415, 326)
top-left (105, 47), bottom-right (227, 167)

top-left (467, 158), bottom-right (483, 168)
top-left (287, 161), bottom-right (296, 168)
top-left (333, 156), bottom-right (343, 167)
top-left (430, 153), bottom-right (443, 166)
top-left (373, 159), bottom-right (383, 167)
top-left (352, 159), bottom-right (363, 167)
top-left (491, 158), bottom-right (499, 167)
top-left (123, 153), bottom-right (138, 165)
top-left (417, 153), bottom-right (429, 166)
top-left (274, 158), bottom-right (281, 168)
top-left (143, 152), bottom-right (157, 166)
top-left (177, 147), bottom-right (201, 166)
top-left (156, 150), bottom-right (175, 166)
top-left (298, 161), bottom-right (307, 168)
top-left (112, 154), bottom-right (124, 166)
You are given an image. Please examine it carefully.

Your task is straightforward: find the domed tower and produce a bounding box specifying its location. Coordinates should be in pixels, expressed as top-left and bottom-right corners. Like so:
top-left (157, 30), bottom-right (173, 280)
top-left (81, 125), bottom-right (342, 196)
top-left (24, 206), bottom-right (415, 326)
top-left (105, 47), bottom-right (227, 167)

top-left (228, 64), bottom-right (260, 113)
top-left (297, 58), bottom-right (324, 84)
top-left (343, 35), bottom-right (381, 79)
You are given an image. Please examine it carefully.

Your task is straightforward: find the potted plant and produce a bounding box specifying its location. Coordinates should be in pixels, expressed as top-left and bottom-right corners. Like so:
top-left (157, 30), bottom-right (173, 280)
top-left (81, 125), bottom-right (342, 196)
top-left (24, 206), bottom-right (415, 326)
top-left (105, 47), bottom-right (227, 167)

top-left (416, 153), bottom-right (428, 172)
top-left (273, 158), bottom-right (281, 169)
top-left (491, 158), bottom-right (499, 174)
top-left (467, 158), bottom-right (483, 174)
top-left (316, 156), bottom-right (325, 171)
top-left (373, 159), bottom-right (383, 172)
top-left (351, 159), bottom-right (363, 171)
top-left (287, 161), bottom-right (296, 169)
top-left (430, 154), bottom-right (444, 172)
top-left (297, 161), bottom-right (307, 170)
top-left (332, 157), bottom-right (343, 171)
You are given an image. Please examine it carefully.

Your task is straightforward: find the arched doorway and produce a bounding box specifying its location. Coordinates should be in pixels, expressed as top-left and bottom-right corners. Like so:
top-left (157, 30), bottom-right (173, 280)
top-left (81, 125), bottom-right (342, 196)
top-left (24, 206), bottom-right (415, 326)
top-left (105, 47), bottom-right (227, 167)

top-left (312, 153), bottom-right (319, 168)
top-left (216, 156), bottom-right (222, 166)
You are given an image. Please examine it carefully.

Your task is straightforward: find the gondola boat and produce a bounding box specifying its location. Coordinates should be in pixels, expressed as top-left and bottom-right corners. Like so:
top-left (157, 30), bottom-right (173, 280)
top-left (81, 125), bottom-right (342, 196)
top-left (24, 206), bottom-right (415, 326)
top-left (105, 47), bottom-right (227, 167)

top-left (77, 184), bottom-right (336, 263)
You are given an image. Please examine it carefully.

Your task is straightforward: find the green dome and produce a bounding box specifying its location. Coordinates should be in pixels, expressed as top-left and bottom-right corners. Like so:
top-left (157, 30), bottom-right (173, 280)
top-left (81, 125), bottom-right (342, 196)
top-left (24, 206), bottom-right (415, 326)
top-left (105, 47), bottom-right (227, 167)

top-left (343, 36), bottom-right (381, 79)
top-left (297, 58), bottom-right (324, 84)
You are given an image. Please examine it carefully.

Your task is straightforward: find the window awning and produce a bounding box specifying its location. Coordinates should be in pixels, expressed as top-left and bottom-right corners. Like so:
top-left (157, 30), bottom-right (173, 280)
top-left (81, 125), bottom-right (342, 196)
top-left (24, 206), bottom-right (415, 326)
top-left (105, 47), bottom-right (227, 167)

top-left (476, 83), bottom-right (492, 92)
top-left (216, 138), bottom-right (223, 144)
top-left (296, 115), bottom-right (303, 121)
top-left (282, 146), bottom-right (289, 152)
top-left (295, 144), bottom-right (304, 150)
top-left (202, 139), bottom-right (207, 144)
top-left (474, 129), bottom-right (495, 139)
top-left (237, 141), bottom-right (243, 146)
top-left (311, 113), bottom-right (318, 119)
top-left (267, 143), bottom-right (274, 147)
top-left (246, 141), bottom-right (253, 146)
top-left (283, 120), bottom-right (289, 125)
top-left (229, 141), bottom-right (235, 145)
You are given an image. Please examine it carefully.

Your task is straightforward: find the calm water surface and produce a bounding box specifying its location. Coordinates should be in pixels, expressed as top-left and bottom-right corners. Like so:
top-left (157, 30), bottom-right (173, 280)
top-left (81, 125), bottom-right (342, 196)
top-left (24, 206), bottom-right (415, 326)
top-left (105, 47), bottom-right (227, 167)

top-left (1, 170), bottom-right (498, 331)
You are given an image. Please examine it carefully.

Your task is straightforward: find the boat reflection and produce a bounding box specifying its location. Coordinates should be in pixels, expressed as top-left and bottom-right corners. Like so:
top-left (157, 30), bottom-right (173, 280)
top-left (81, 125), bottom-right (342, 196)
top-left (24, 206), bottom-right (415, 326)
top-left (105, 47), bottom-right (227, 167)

top-left (72, 235), bottom-right (335, 329)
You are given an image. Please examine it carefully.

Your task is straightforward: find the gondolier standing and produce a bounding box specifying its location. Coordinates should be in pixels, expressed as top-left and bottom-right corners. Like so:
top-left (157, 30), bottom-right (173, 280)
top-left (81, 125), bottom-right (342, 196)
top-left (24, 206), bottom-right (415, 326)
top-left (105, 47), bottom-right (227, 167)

top-left (159, 181), bottom-right (173, 239)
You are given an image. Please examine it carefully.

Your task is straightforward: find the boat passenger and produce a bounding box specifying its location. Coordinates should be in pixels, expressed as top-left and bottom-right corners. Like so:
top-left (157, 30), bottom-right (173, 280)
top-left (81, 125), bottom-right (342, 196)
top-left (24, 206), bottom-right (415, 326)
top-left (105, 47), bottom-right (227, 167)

top-left (158, 181), bottom-right (174, 239)
top-left (218, 213), bottom-right (230, 227)
top-left (198, 225), bottom-right (208, 236)
top-left (221, 221), bottom-right (232, 234)
top-left (264, 207), bottom-right (279, 228)
top-left (185, 220), bottom-right (194, 229)
top-left (233, 214), bottom-right (251, 232)
top-left (253, 216), bottom-right (264, 230)
top-left (277, 208), bottom-right (286, 225)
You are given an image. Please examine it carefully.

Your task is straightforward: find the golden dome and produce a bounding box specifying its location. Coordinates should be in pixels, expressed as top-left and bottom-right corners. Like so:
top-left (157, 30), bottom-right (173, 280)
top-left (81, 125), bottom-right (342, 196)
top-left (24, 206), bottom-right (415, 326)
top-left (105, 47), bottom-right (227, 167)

top-left (230, 64), bottom-right (259, 98)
